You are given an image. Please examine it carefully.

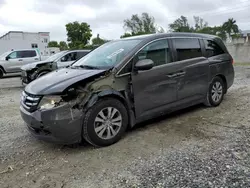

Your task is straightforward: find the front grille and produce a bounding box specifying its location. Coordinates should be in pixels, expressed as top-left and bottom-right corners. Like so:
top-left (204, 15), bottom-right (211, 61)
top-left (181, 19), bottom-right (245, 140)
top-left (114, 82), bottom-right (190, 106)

top-left (21, 91), bottom-right (41, 112)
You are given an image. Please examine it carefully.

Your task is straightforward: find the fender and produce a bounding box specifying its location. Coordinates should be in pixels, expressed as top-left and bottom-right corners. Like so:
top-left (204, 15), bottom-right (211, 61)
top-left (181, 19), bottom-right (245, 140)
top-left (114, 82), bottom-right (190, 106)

top-left (83, 89), bottom-right (136, 128)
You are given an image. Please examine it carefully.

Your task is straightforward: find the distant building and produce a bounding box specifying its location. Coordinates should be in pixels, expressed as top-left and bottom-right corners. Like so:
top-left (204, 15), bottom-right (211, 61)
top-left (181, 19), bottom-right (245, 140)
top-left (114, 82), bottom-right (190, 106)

top-left (0, 31), bottom-right (50, 55)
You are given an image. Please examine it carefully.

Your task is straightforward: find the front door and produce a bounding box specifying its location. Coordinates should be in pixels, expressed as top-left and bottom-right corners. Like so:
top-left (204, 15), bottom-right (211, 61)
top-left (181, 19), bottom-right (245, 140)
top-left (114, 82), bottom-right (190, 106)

top-left (57, 52), bottom-right (77, 68)
top-left (6, 51), bottom-right (24, 72)
top-left (132, 39), bottom-right (179, 120)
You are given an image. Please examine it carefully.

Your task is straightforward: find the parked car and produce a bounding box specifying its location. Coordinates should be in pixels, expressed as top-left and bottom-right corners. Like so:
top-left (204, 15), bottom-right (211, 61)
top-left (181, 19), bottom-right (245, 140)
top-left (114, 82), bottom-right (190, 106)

top-left (21, 49), bottom-right (90, 84)
top-left (0, 49), bottom-right (41, 78)
top-left (20, 33), bottom-right (234, 147)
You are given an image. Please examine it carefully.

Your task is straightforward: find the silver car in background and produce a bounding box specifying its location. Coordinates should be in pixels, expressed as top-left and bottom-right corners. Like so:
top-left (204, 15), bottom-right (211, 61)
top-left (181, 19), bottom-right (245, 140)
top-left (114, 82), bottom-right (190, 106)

top-left (0, 49), bottom-right (41, 78)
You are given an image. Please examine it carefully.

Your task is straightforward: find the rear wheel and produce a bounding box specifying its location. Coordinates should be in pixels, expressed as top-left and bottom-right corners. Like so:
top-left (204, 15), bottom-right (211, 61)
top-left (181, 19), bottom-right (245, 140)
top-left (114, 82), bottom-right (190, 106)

top-left (0, 68), bottom-right (4, 79)
top-left (204, 76), bottom-right (225, 107)
top-left (83, 98), bottom-right (128, 147)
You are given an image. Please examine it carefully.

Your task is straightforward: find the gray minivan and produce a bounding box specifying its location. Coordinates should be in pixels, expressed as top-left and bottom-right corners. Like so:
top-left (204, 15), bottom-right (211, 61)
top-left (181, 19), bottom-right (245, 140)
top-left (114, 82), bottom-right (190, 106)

top-left (20, 33), bottom-right (234, 147)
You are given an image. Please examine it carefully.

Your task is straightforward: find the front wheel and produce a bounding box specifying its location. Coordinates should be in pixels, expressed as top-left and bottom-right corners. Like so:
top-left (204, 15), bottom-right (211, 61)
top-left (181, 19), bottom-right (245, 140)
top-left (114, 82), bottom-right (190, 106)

top-left (204, 76), bottom-right (225, 107)
top-left (83, 98), bottom-right (128, 147)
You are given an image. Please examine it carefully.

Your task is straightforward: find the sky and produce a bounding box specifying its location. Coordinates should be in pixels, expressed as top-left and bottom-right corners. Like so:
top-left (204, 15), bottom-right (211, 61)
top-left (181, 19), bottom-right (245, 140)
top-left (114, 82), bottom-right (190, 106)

top-left (0, 0), bottom-right (250, 42)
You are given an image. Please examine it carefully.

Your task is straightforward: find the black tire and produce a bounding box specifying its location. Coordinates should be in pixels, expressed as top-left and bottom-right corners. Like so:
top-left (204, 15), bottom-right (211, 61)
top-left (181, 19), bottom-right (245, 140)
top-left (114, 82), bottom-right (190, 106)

top-left (0, 68), bottom-right (4, 79)
top-left (204, 76), bottom-right (225, 107)
top-left (83, 98), bottom-right (128, 147)
top-left (37, 71), bottom-right (49, 78)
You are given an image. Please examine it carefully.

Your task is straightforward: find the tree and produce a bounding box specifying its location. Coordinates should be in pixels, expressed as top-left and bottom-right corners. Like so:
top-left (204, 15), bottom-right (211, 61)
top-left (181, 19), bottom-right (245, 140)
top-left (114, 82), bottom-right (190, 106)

top-left (66, 21), bottom-right (92, 49)
top-left (169, 16), bottom-right (193, 32)
top-left (92, 34), bottom-right (108, 46)
top-left (59, 41), bottom-right (68, 50)
top-left (48, 41), bottom-right (59, 48)
top-left (121, 12), bottom-right (156, 38)
top-left (222, 18), bottom-right (239, 38)
top-left (193, 16), bottom-right (208, 31)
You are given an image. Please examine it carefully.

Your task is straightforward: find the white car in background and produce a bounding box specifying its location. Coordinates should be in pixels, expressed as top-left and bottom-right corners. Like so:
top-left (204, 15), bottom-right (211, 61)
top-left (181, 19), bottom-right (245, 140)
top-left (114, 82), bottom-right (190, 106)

top-left (0, 49), bottom-right (41, 78)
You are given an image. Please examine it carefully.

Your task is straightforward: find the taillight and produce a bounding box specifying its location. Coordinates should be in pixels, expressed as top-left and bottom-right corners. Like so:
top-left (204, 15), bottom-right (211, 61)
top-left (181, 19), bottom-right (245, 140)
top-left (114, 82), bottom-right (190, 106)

top-left (232, 59), bottom-right (234, 65)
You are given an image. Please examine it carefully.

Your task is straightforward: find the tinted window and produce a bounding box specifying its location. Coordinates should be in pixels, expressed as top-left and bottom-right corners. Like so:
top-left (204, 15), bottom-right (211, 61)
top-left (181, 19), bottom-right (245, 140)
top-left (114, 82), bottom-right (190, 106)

top-left (204, 40), bottom-right (225, 57)
top-left (77, 51), bottom-right (89, 59)
top-left (119, 60), bottom-right (132, 75)
top-left (173, 38), bottom-right (202, 61)
top-left (62, 52), bottom-right (77, 62)
top-left (20, 50), bottom-right (36, 58)
top-left (136, 39), bottom-right (172, 67)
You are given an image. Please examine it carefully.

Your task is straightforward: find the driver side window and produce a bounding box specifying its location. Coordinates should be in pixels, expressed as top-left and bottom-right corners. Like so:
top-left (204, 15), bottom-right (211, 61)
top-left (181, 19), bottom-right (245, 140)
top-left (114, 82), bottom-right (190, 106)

top-left (7, 51), bottom-right (19, 59)
top-left (61, 52), bottom-right (77, 62)
top-left (136, 39), bottom-right (172, 67)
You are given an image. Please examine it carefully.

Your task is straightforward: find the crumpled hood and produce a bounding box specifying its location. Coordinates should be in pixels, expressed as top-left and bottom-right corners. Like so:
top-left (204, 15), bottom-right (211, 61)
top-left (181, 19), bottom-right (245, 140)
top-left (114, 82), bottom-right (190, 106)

top-left (21, 60), bottom-right (53, 70)
top-left (25, 68), bottom-right (106, 95)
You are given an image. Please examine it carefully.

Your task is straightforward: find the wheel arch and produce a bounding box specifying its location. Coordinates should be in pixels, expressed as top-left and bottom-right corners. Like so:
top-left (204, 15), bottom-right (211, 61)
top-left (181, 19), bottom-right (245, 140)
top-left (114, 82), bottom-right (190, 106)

top-left (215, 74), bottom-right (227, 94)
top-left (36, 69), bottom-right (51, 77)
top-left (0, 65), bottom-right (6, 73)
top-left (84, 89), bottom-right (136, 128)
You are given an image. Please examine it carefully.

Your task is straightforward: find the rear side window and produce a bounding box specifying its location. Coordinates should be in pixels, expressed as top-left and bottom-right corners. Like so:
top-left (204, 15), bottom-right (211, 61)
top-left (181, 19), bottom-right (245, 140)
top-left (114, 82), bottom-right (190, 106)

top-left (204, 40), bottom-right (225, 57)
top-left (173, 38), bottom-right (202, 61)
top-left (20, 50), bottom-right (36, 58)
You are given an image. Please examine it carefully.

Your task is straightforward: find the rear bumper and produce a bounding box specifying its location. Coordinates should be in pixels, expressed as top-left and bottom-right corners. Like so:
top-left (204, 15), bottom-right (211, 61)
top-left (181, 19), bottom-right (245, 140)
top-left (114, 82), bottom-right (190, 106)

top-left (227, 65), bottom-right (235, 90)
top-left (20, 104), bottom-right (83, 144)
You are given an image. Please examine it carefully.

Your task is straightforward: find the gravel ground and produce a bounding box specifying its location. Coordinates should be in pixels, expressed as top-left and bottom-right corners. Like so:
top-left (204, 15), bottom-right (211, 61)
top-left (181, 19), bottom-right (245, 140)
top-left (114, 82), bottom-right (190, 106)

top-left (0, 74), bottom-right (22, 89)
top-left (0, 65), bottom-right (250, 188)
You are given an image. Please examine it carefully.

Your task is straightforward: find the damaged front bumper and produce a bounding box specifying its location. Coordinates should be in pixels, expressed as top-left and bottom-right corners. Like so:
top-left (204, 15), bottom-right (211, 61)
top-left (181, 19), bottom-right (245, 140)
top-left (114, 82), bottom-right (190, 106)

top-left (20, 103), bottom-right (84, 144)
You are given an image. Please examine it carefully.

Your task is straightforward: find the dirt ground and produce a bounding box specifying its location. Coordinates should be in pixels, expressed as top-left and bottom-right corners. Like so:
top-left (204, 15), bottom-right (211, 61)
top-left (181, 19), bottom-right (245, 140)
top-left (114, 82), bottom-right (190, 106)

top-left (0, 65), bottom-right (250, 188)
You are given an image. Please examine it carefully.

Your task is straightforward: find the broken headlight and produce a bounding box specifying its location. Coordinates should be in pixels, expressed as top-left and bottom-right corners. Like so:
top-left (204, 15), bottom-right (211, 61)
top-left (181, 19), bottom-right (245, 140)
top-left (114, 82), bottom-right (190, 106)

top-left (38, 95), bottom-right (66, 110)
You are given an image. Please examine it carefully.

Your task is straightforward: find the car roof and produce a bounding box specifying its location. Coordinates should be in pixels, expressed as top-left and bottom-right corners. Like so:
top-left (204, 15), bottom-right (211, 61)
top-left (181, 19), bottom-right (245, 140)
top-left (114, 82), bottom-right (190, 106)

top-left (10, 49), bottom-right (38, 51)
top-left (119, 32), bottom-right (218, 41)
top-left (68, 49), bottom-right (91, 52)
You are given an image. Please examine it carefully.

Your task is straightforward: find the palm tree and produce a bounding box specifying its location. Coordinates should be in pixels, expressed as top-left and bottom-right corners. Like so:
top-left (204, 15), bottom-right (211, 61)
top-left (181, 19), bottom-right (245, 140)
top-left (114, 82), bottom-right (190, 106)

top-left (222, 18), bottom-right (239, 37)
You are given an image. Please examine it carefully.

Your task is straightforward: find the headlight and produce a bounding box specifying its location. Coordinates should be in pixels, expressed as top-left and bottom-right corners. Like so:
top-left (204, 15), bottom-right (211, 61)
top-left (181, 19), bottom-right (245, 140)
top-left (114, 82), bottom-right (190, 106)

top-left (38, 95), bottom-right (65, 110)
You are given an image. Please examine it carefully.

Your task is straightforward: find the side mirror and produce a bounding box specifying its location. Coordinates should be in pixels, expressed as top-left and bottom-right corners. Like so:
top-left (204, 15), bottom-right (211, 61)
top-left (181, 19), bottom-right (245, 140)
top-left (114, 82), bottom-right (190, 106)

top-left (135, 59), bottom-right (154, 71)
top-left (5, 56), bottom-right (9, 61)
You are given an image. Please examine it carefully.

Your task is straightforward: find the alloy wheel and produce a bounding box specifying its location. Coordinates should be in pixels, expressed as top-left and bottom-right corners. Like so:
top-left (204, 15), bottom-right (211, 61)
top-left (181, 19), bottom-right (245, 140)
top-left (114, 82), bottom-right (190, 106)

top-left (94, 107), bottom-right (122, 140)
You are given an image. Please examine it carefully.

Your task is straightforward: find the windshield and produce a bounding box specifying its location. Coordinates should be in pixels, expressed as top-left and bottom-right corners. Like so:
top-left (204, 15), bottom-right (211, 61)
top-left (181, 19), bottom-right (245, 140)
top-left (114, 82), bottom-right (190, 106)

top-left (72, 39), bottom-right (142, 69)
top-left (46, 51), bottom-right (67, 61)
top-left (0, 51), bottom-right (11, 60)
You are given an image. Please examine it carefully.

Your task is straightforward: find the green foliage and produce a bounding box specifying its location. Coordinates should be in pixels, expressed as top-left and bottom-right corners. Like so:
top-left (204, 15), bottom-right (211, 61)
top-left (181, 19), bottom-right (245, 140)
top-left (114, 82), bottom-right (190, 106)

top-left (222, 18), bottom-right (239, 37)
top-left (66, 21), bottom-right (92, 49)
top-left (168, 15), bottom-right (239, 41)
top-left (48, 41), bottom-right (59, 48)
top-left (59, 41), bottom-right (68, 50)
top-left (169, 16), bottom-right (193, 32)
top-left (121, 13), bottom-right (156, 38)
top-left (92, 34), bottom-right (109, 45)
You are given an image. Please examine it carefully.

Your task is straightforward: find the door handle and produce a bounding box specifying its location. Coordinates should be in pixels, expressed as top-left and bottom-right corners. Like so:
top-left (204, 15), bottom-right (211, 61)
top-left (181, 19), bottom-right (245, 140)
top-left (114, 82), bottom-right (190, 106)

top-left (34, 58), bottom-right (39, 60)
top-left (166, 73), bottom-right (177, 78)
top-left (176, 71), bottom-right (186, 76)
top-left (18, 59), bottom-right (23, 61)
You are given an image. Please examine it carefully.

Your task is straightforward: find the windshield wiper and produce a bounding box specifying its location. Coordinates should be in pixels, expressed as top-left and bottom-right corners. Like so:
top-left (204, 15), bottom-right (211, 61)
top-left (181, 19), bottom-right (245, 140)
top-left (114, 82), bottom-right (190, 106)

top-left (72, 65), bottom-right (99, 70)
